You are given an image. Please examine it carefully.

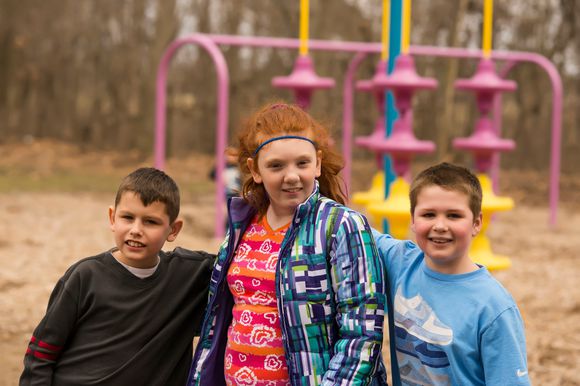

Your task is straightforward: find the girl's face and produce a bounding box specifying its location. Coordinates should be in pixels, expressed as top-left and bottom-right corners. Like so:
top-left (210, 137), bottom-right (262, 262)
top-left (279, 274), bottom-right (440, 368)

top-left (248, 137), bottom-right (321, 220)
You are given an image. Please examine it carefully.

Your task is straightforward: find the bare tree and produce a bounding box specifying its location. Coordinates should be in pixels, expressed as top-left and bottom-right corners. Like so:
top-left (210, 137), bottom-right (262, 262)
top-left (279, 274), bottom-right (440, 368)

top-left (0, 0), bottom-right (576, 172)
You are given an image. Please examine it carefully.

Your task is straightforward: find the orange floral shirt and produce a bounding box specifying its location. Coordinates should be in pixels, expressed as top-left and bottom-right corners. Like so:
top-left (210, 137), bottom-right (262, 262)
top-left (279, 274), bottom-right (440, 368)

top-left (224, 215), bottom-right (290, 386)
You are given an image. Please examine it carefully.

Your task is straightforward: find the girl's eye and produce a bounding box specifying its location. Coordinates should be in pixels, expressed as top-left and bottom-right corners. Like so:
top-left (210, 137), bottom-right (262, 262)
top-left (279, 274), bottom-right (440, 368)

top-left (298, 160), bottom-right (310, 167)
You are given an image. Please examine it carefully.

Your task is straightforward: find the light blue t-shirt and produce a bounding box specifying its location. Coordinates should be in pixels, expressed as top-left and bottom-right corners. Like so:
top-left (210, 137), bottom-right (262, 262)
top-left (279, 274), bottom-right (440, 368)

top-left (374, 231), bottom-right (530, 386)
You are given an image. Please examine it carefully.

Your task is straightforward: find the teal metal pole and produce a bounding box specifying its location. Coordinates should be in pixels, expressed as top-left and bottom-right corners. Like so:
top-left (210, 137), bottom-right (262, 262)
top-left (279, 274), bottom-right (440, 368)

top-left (383, 0), bottom-right (402, 235)
top-left (385, 2), bottom-right (402, 386)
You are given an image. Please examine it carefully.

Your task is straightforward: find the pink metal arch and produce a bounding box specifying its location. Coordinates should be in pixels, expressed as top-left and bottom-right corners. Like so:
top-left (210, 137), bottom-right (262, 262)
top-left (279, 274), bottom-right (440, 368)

top-left (154, 35), bottom-right (229, 239)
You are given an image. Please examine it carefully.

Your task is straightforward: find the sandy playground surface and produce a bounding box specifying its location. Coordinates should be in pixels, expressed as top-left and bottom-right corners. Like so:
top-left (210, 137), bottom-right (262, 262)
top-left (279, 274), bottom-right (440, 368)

top-left (0, 141), bottom-right (579, 385)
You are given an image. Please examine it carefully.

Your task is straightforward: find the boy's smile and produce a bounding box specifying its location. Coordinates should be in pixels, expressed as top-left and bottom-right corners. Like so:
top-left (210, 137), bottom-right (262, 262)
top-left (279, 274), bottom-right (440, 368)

top-left (109, 192), bottom-right (182, 269)
top-left (411, 185), bottom-right (482, 274)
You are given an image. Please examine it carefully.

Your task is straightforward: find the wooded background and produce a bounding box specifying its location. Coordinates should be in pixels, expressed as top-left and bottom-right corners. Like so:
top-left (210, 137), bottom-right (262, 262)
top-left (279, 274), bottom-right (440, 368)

top-left (1, 0), bottom-right (578, 172)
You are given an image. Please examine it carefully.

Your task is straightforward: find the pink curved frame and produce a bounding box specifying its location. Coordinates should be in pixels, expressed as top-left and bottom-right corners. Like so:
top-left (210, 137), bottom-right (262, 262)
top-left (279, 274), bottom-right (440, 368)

top-left (155, 35), bottom-right (229, 238)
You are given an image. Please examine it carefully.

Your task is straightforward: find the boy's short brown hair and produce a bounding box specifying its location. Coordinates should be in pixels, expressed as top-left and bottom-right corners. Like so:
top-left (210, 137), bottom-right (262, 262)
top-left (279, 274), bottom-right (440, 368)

top-left (114, 167), bottom-right (180, 223)
top-left (409, 162), bottom-right (482, 218)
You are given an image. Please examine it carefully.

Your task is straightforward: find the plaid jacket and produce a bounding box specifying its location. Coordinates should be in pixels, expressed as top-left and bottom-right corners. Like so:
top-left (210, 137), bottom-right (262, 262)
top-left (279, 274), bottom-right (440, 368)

top-left (188, 187), bottom-right (387, 386)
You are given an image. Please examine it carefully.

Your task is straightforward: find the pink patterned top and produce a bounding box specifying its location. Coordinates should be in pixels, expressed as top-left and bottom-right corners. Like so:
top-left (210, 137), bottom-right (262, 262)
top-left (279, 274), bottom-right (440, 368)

top-left (224, 215), bottom-right (290, 386)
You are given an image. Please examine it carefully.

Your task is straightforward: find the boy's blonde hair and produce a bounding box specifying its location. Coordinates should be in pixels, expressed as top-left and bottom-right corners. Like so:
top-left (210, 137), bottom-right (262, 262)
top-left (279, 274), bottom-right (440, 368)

top-left (409, 162), bottom-right (482, 218)
top-left (115, 167), bottom-right (180, 223)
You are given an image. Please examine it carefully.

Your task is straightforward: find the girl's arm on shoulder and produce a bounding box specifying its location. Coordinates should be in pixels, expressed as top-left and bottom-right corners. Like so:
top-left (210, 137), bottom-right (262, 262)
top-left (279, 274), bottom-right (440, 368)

top-left (323, 211), bottom-right (386, 384)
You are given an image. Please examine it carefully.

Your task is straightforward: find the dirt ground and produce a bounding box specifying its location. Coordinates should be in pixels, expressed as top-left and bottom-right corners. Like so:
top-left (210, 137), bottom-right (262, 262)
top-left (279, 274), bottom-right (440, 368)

top-left (1, 140), bottom-right (579, 385)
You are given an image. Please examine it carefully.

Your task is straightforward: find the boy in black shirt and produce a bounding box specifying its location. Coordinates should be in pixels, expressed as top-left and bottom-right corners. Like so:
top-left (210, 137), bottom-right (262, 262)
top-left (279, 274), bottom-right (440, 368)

top-left (20, 167), bottom-right (213, 386)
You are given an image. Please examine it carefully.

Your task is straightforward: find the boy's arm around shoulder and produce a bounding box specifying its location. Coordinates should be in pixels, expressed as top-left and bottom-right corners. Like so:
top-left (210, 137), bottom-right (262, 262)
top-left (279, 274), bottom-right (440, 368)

top-left (371, 228), bottom-right (420, 267)
top-left (169, 247), bottom-right (215, 336)
top-left (169, 246), bottom-right (215, 298)
top-left (171, 247), bottom-right (215, 274)
top-left (20, 274), bottom-right (79, 386)
top-left (371, 228), bottom-right (404, 257)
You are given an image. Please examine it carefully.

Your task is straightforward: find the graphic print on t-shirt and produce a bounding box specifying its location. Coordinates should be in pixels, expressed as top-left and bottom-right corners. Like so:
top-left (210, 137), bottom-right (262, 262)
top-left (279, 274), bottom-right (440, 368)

top-left (394, 287), bottom-right (453, 385)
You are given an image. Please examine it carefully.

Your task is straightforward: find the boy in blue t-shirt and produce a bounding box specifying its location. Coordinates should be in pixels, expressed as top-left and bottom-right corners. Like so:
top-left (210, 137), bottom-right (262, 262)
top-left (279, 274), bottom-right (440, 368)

top-left (374, 162), bottom-right (530, 386)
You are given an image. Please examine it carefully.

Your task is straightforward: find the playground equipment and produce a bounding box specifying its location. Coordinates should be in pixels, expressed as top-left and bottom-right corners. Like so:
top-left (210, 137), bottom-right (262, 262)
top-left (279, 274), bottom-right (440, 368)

top-left (351, 4), bottom-right (390, 211)
top-left (350, 0), bottom-right (517, 270)
top-left (363, 51), bottom-right (437, 240)
top-left (351, 1), bottom-right (395, 215)
top-left (352, 61), bottom-right (388, 210)
top-left (271, 0), bottom-right (334, 109)
top-left (449, 0), bottom-right (516, 270)
top-left (353, 0), bottom-right (436, 238)
top-left (153, 10), bottom-right (563, 241)
top-left (452, 59), bottom-right (516, 270)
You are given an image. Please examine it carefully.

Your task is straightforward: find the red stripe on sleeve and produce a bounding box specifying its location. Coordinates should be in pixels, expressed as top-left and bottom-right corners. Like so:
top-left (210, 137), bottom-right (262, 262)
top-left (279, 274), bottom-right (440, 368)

top-left (38, 340), bottom-right (62, 352)
top-left (30, 336), bottom-right (37, 343)
top-left (33, 351), bottom-right (58, 361)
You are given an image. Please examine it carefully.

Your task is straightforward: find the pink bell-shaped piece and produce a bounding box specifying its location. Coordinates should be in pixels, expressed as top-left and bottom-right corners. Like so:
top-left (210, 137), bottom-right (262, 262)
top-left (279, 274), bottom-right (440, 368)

top-left (453, 117), bottom-right (515, 153)
top-left (453, 117), bottom-right (515, 172)
top-left (356, 60), bottom-right (388, 96)
top-left (365, 113), bottom-right (435, 176)
top-left (354, 118), bottom-right (386, 150)
top-left (455, 58), bottom-right (516, 114)
top-left (272, 55), bottom-right (335, 110)
top-left (370, 119), bottom-right (436, 155)
top-left (373, 54), bottom-right (437, 112)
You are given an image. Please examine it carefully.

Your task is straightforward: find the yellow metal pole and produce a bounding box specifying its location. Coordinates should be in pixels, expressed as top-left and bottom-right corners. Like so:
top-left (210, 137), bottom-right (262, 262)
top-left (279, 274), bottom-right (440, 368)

top-left (482, 0), bottom-right (493, 58)
top-left (382, 0), bottom-right (390, 60)
top-left (299, 0), bottom-right (309, 56)
top-left (401, 0), bottom-right (411, 54)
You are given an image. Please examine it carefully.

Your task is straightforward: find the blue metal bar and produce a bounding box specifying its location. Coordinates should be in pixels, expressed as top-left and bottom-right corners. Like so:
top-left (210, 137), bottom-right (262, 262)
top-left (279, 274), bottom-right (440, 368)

top-left (383, 0), bottom-right (403, 235)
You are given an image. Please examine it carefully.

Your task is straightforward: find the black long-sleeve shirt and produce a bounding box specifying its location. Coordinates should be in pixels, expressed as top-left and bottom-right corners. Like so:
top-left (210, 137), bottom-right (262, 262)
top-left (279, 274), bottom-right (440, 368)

top-left (20, 247), bottom-right (213, 386)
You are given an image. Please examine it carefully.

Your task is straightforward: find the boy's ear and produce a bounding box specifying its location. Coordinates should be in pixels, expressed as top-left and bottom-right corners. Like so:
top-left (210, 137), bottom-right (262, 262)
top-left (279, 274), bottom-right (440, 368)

top-left (472, 212), bottom-right (483, 237)
top-left (166, 219), bottom-right (183, 242)
top-left (410, 213), bottom-right (416, 234)
top-left (247, 157), bottom-right (262, 184)
top-left (315, 150), bottom-right (322, 178)
top-left (108, 206), bottom-right (116, 231)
